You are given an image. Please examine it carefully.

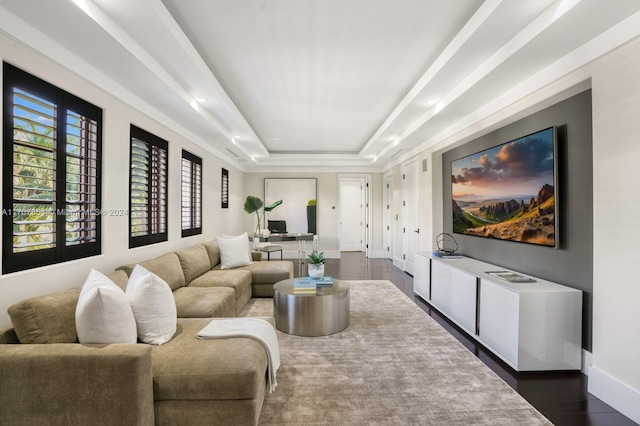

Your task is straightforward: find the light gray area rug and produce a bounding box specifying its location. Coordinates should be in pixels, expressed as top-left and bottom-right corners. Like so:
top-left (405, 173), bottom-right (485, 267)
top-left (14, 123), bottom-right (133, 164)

top-left (240, 280), bottom-right (551, 425)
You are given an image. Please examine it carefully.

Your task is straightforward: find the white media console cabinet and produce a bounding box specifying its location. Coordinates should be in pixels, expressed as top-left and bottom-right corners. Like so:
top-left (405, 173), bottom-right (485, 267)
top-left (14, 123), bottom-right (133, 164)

top-left (414, 252), bottom-right (582, 371)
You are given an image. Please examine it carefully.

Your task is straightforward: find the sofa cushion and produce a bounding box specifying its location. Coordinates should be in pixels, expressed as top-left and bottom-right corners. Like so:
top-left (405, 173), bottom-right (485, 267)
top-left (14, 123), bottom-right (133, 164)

top-left (151, 319), bottom-right (269, 401)
top-left (7, 288), bottom-right (80, 344)
top-left (250, 251), bottom-right (262, 261)
top-left (233, 261), bottom-right (294, 285)
top-left (203, 240), bottom-right (221, 269)
top-left (0, 327), bottom-right (19, 344)
top-left (217, 233), bottom-right (252, 269)
top-left (252, 283), bottom-right (278, 298)
top-left (127, 265), bottom-right (177, 345)
top-left (76, 269), bottom-right (137, 344)
top-left (117, 252), bottom-right (186, 291)
top-left (172, 287), bottom-right (235, 318)
top-left (175, 244), bottom-right (211, 283)
top-left (188, 270), bottom-right (252, 296)
top-left (107, 269), bottom-right (130, 291)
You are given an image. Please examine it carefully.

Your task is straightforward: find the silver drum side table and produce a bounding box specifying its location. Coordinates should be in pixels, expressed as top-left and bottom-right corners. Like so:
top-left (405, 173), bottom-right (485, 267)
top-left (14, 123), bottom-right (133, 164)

top-left (273, 278), bottom-right (350, 336)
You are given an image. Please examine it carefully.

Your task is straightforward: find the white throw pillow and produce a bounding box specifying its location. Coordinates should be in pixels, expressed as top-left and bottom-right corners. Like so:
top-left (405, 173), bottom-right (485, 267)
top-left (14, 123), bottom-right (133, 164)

top-left (218, 232), bottom-right (253, 269)
top-left (75, 269), bottom-right (137, 344)
top-left (126, 265), bottom-right (177, 345)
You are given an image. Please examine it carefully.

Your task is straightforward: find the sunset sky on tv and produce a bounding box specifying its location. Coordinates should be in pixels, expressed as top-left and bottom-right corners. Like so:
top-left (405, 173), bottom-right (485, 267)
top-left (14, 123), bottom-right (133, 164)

top-left (452, 127), bottom-right (554, 199)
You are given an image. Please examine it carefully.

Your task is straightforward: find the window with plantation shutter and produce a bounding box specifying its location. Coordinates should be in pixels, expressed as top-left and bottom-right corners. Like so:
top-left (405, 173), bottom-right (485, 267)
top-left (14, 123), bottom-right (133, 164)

top-left (3, 63), bottom-right (102, 273)
top-left (181, 149), bottom-right (202, 237)
top-left (221, 168), bottom-right (229, 209)
top-left (129, 125), bottom-right (168, 248)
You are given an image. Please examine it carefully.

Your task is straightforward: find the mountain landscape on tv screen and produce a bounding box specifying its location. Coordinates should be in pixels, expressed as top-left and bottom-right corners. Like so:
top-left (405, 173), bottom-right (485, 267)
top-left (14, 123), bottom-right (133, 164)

top-left (452, 184), bottom-right (555, 246)
top-left (451, 127), bottom-right (556, 247)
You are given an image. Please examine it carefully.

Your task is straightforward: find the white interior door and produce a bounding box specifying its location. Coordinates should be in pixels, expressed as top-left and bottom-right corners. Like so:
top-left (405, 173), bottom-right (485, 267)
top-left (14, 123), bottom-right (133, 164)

top-left (402, 159), bottom-right (420, 274)
top-left (383, 174), bottom-right (393, 260)
top-left (340, 177), bottom-right (365, 252)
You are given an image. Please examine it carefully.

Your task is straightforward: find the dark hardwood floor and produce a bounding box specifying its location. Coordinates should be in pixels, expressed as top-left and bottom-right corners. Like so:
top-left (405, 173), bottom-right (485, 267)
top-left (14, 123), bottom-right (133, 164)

top-left (308, 252), bottom-right (636, 426)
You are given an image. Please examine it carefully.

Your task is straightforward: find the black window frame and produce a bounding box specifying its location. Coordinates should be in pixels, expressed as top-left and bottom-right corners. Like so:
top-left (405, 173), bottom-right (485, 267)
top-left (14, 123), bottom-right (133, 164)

top-left (181, 149), bottom-right (202, 237)
top-left (129, 125), bottom-right (168, 248)
top-left (2, 62), bottom-right (102, 273)
top-left (221, 168), bottom-right (229, 209)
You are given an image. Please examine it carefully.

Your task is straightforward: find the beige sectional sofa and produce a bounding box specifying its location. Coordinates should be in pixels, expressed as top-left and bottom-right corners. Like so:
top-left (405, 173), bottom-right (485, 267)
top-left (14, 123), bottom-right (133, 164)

top-left (0, 238), bottom-right (293, 425)
top-left (118, 240), bottom-right (293, 315)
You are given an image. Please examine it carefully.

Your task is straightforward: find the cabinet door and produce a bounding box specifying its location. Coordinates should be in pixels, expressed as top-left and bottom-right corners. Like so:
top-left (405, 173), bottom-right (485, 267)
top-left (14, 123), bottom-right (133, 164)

top-left (413, 254), bottom-right (431, 300)
top-left (449, 269), bottom-right (477, 335)
top-left (430, 260), bottom-right (450, 314)
top-left (478, 279), bottom-right (519, 368)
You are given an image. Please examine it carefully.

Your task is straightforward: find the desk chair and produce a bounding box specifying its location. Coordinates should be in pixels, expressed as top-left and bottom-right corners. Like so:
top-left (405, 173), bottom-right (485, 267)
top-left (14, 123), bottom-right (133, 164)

top-left (262, 220), bottom-right (286, 260)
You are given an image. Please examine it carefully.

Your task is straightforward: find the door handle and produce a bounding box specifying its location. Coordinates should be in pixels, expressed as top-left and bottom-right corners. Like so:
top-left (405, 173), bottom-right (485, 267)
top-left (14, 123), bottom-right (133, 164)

top-left (414, 229), bottom-right (420, 233)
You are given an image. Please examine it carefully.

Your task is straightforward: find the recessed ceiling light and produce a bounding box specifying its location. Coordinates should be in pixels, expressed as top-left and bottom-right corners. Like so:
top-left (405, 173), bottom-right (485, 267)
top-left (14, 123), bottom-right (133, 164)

top-left (425, 99), bottom-right (439, 106)
top-left (195, 97), bottom-right (207, 103)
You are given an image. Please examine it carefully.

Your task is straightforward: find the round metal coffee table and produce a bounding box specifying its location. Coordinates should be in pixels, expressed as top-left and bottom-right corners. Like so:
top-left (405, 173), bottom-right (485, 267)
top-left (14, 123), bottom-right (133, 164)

top-left (273, 278), bottom-right (350, 336)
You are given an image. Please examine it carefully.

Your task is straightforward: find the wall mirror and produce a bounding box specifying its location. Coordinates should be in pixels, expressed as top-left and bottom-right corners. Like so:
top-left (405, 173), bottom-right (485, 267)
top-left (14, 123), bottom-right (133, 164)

top-left (264, 178), bottom-right (317, 234)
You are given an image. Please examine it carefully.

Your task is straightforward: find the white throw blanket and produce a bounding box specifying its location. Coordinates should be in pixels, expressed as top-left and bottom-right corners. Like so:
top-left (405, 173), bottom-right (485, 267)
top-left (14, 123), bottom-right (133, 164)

top-left (197, 318), bottom-right (280, 393)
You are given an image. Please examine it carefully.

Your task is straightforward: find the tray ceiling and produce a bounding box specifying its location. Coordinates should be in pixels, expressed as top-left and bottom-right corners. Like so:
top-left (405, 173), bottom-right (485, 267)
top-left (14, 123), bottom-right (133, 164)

top-left (1, 0), bottom-right (639, 171)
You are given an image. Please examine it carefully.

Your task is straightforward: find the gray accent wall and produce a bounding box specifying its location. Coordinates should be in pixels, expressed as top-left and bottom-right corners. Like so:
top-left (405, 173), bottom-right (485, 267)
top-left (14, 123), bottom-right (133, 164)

top-left (442, 90), bottom-right (593, 350)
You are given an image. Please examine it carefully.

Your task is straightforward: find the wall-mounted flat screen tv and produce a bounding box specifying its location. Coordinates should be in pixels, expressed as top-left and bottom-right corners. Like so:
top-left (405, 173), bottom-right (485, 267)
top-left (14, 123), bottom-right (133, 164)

top-left (451, 126), bottom-right (557, 248)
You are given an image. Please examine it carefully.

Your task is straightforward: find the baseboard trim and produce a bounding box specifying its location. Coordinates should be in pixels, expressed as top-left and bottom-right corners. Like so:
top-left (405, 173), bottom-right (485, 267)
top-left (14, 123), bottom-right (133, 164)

top-left (368, 250), bottom-right (385, 258)
top-left (582, 349), bottom-right (592, 376)
top-left (588, 365), bottom-right (640, 424)
top-left (279, 250), bottom-right (340, 260)
top-left (392, 257), bottom-right (404, 270)
top-left (323, 251), bottom-right (341, 259)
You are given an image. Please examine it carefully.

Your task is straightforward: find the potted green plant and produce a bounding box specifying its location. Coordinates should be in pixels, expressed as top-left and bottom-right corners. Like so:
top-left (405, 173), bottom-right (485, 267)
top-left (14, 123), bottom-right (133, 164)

top-left (307, 251), bottom-right (325, 278)
top-left (244, 196), bottom-right (282, 236)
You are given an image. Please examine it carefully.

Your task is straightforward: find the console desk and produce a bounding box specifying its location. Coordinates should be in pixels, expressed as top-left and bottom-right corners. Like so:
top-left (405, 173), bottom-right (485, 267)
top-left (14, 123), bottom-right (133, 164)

top-left (258, 233), bottom-right (315, 263)
top-left (414, 252), bottom-right (582, 371)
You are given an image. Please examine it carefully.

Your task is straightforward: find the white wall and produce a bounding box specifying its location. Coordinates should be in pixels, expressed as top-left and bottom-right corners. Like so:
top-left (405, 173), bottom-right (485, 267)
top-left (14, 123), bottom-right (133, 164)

top-left (244, 173), bottom-right (338, 257)
top-left (589, 37), bottom-right (640, 423)
top-left (413, 38), bottom-right (640, 424)
top-left (420, 153), bottom-right (434, 254)
top-left (0, 34), bottom-right (245, 328)
top-left (389, 163), bottom-right (404, 268)
top-left (370, 173), bottom-right (383, 256)
top-left (244, 172), bottom-right (384, 258)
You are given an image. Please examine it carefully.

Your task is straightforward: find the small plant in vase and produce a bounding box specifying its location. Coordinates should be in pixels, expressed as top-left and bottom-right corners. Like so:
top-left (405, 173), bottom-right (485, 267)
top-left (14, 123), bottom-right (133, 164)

top-left (307, 251), bottom-right (325, 278)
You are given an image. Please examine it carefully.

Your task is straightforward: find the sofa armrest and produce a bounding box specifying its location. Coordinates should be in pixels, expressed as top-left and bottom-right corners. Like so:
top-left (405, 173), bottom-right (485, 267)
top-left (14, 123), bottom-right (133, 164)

top-left (0, 343), bottom-right (154, 426)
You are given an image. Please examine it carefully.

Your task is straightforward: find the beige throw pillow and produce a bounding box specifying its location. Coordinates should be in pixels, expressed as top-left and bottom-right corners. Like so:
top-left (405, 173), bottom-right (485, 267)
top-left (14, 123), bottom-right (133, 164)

top-left (126, 265), bottom-right (177, 345)
top-left (8, 288), bottom-right (81, 344)
top-left (75, 269), bottom-right (137, 344)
